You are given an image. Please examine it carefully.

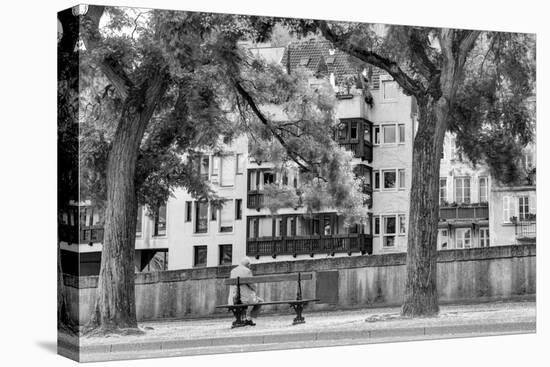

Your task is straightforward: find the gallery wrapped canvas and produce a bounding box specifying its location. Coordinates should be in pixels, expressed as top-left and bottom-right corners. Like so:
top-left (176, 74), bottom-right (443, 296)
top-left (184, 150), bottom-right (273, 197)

top-left (57, 3), bottom-right (536, 362)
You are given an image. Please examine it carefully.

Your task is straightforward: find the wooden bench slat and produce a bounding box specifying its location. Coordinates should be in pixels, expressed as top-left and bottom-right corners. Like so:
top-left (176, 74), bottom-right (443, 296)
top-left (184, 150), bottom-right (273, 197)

top-left (223, 273), bottom-right (313, 285)
top-left (216, 298), bottom-right (320, 308)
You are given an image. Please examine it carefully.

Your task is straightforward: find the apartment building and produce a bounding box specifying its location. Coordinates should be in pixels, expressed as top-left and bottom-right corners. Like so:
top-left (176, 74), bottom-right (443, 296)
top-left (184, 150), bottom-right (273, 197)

top-left (59, 38), bottom-right (535, 274)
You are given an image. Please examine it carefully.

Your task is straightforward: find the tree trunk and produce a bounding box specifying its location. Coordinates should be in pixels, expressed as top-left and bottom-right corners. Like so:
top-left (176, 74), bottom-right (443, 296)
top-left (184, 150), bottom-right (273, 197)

top-left (57, 242), bottom-right (75, 332)
top-left (401, 95), bottom-right (449, 317)
top-left (87, 77), bottom-right (166, 333)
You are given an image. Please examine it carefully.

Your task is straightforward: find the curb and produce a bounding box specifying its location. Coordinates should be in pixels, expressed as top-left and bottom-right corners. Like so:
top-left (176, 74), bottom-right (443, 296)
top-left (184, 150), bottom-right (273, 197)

top-left (71, 321), bottom-right (535, 357)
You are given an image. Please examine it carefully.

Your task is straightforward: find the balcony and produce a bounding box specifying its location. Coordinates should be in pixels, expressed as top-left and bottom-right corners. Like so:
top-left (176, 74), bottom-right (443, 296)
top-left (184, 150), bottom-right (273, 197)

top-left (59, 224), bottom-right (104, 245)
top-left (336, 118), bottom-right (373, 162)
top-left (439, 203), bottom-right (489, 221)
top-left (247, 191), bottom-right (264, 210)
top-left (246, 234), bottom-right (373, 258)
top-left (338, 141), bottom-right (373, 162)
top-left (515, 221), bottom-right (536, 242)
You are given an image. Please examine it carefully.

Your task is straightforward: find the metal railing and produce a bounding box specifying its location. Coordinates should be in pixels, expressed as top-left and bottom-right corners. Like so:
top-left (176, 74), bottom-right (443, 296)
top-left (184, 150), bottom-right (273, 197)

top-left (59, 224), bottom-right (104, 244)
top-left (515, 221), bottom-right (536, 239)
top-left (246, 234), bottom-right (373, 257)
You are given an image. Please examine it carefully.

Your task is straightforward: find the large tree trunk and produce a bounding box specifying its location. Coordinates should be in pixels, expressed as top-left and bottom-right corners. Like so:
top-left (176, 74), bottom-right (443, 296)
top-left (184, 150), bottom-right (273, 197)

top-left (87, 77), bottom-right (166, 333)
top-left (401, 95), bottom-right (449, 317)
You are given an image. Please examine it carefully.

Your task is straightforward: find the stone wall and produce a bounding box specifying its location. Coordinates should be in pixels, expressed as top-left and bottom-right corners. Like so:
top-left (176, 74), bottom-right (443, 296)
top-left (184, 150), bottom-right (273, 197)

top-left (64, 245), bottom-right (535, 325)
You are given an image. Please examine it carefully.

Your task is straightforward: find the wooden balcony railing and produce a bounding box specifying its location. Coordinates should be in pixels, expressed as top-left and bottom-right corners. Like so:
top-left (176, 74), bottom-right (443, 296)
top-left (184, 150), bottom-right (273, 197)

top-left (515, 221), bottom-right (536, 239)
top-left (59, 224), bottom-right (104, 245)
top-left (338, 141), bottom-right (373, 162)
top-left (246, 234), bottom-right (373, 258)
top-left (247, 191), bottom-right (264, 210)
top-left (439, 203), bottom-right (489, 221)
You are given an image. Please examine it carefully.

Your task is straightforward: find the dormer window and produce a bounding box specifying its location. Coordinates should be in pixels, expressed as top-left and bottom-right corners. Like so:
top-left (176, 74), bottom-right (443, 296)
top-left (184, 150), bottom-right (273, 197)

top-left (299, 57), bottom-right (310, 66)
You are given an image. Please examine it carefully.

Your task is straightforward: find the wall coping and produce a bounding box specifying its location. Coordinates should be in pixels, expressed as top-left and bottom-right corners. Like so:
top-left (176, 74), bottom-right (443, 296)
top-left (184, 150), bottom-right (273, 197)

top-left (64, 244), bottom-right (535, 289)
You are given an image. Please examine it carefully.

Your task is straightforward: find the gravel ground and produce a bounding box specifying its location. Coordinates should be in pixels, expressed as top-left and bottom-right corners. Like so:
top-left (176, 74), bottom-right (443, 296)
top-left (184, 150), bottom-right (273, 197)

top-left (78, 300), bottom-right (535, 346)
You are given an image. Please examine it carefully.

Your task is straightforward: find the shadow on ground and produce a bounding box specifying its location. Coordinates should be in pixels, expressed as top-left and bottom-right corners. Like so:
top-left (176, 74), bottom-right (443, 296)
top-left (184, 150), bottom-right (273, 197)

top-left (35, 341), bottom-right (57, 354)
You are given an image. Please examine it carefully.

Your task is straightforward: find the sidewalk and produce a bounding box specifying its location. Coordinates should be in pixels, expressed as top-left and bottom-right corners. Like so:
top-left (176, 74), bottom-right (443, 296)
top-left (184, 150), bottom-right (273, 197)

top-left (60, 300), bottom-right (535, 362)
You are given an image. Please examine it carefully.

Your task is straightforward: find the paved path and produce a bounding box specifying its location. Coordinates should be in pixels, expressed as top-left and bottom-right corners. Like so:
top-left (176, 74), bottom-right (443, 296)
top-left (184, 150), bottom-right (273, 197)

top-left (59, 300), bottom-right (535, 362)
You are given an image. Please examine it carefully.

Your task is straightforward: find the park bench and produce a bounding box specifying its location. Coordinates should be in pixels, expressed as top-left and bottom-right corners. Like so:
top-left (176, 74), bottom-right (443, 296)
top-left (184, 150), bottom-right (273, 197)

top-left (216, 272), bottom-right (320, 328)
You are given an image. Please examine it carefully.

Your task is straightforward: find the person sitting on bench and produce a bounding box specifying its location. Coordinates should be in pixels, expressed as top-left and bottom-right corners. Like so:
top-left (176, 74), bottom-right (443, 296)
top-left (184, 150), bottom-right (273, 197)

top-left (228, 257), bottom-right (263, 326)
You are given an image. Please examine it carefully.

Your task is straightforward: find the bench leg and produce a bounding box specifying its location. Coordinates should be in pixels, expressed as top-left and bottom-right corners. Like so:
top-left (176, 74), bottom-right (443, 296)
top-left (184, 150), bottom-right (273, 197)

top-left (230, 306), bottom-right (247, 328)
top-left (290, 303), bottom-right (306, 325)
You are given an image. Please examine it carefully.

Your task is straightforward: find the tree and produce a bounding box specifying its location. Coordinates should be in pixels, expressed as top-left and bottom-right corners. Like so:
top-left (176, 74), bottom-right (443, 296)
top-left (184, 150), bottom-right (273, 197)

top-left (57, 7), bottom-right (81, 333)
top-left (64, 6), bottom-right (368, 334)
top-left (289, 21), bottom-right (535, 316)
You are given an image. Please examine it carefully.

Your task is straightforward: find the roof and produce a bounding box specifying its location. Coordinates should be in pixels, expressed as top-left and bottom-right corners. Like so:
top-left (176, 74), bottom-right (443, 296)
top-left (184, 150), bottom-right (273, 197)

top-left (248, 46), bottom-right (285, 64)
top-left (281, 38), bottom-right (385, 88)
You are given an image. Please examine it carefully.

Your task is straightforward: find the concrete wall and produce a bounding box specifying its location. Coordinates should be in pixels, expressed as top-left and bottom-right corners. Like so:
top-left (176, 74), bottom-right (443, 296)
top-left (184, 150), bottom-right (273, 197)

top-left (64, 244), bottom-right (535, 326)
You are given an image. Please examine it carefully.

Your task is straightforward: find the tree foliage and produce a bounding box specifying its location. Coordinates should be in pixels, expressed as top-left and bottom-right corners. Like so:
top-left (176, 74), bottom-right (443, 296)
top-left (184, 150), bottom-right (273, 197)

top-left (79, 7), bottom-right (369, 221)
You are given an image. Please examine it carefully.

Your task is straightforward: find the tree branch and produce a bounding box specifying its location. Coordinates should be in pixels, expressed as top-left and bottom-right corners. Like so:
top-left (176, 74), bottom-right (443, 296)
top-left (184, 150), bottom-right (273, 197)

top-left (408, 29), bottom-right (439, 80)
top-left (234, 81), bottom-right (313, 173)
top-left (81, 5), bottom-right (133, 99)
top-left (315, 20), bottom-right (425, 97)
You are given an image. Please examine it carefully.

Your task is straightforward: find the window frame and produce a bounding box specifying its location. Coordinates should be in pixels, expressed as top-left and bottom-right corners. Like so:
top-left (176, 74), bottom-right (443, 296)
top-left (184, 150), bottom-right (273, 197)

top-left (479, 228), bottom-right (490, 247)
top-left (218, 244), bottom-right (233, 266)
top-left (235, 199), bottom-right (243, 220)
top-left (455, 228), bottom-right (472, 249)
top-left (193, 245), bottom-right (208, 268)
top-left (479, 176), bottom-right (488, 203)
top-left (454, 177), bottom-right (471, 204)
top-left (439, 178), bottom-right (447, 205)
top-left (220, 154), bottom-right (236, 187)
top-left (219, 200), bottom-right (234, 233)
top-left (518, 196), bottom-right (529, 221)
top-left (380, 75), bottom-right (398, 102)
top-left (194, 201), bottom-right (209, 234)
top-left (185, 201), bottom-right (192, 222)
top-left (153, 205), bottom-right (167, 237)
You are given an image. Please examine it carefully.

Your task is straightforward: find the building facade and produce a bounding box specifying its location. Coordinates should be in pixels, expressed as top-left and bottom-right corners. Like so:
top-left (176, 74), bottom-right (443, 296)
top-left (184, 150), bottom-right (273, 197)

top-left (59, 38), bottom-right (536, 274)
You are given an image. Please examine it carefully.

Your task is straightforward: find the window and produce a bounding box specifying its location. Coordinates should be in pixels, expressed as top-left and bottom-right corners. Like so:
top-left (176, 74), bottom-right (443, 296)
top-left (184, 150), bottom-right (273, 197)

top-left (382, 80), bottom-right (397, 100)
top-left (438, 229), bottom-right (449, 249)
top-left (235, 199), bottom-right (242, 220)
top-left (374, 126), bottom-right (380, 145)
top-left (364, 124), bottom-right (371, 143)
top-left (383, 170), bottom-right (397, 190)
top-left (136, 205), bottom-right (143, 236)
top-left (374, 171), bottom-right (380, 190)
top-left (219, 200), bottom-right (234, 232)
top-left (199, 156), bottom-right (209, 179)
top-left (439, 178), bottom-right (447, 205)
top-left (479, 177), bottom-right (488, 203)
top-left (219, 244), bottom-right (232, 265)
top-left (248, 218), bottom-right (257, 238)
top-left (220, 155), bottom-right (236, 187)
top-left (193, 246), bottom-right (207, 267)
top-left (398, 169), bottom-right (405, 189)
top-left (236, 154), bottom-right (244, 174)
top-left (259, 171), bottom-right (275, 190)
top-left (480, 228), bottom-right (490, 247)
top-left (210, 203), bottom-right (217, 221)
top-left (211, 156), bottom-right (220, 184)
top-left (374, 217), bottom-right (380, 235)
top-left (519, 196), bottom-right (529, 221)
top-left (503, 196), bottom-right (516, 223)
top-left (455, 177), bottom-right (471, 204)
top-left (398, 214), bottom-right (406, 235)
top-left (383, 125), bottom-right (396, 143)
top-left (398, 124), bottom-right (405, 143)
top-left (185, 201), bottom-right (192, 222)
top-left (383, 216), bottom-right (396, 247)
top-left (456, 228), bottom-right (471, 249)
top-left (153, 205), bottom-right (167, 236)
top-left (338, 123), bottom-right (347, 140)
top-left (248, 170), bottom-right (257, 191)
top-left (195, 201), bottom-right (208, 233)
top-left (350, 121), bottom-right (358, 140)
